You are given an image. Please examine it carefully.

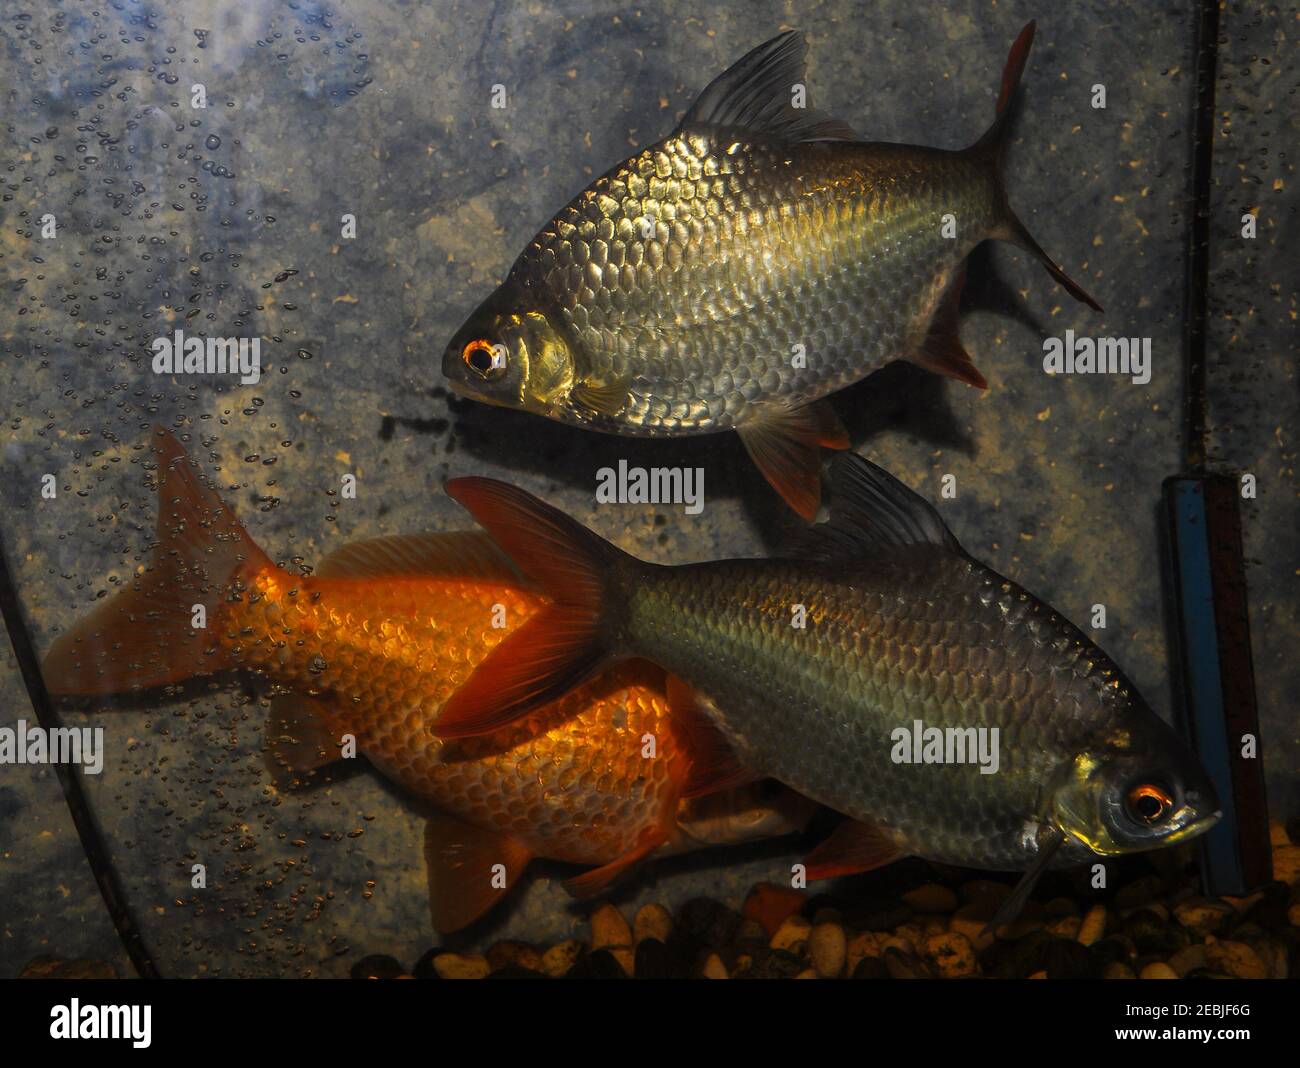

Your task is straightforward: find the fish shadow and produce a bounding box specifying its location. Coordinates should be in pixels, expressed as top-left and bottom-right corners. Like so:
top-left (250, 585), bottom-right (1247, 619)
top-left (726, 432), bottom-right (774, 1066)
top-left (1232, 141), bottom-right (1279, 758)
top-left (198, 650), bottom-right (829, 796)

top-left (429, 369), bottom-right (974, 552)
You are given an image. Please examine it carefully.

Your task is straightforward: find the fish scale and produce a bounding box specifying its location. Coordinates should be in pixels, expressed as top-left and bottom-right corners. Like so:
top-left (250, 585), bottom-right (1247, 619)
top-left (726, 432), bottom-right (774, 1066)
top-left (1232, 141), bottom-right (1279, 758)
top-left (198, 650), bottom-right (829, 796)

top-left (521, 138), bottom-right (996, 433)
top-left (219, 569), bottom-right (683, 866)
top-left (437, 454), bottom-right (1219, 883)
top-left (443, 25), bottom-right (1100, 517)
top-left (40, 433), bottom-right (706, 909)
top-left (621, 554), bottom-right (1099, 869)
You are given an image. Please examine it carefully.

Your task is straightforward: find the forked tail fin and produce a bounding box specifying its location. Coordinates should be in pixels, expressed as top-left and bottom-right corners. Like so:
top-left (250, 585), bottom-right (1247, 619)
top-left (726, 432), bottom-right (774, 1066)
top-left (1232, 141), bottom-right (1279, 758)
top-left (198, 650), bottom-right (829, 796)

top-left (43, 427), bottom-right (272, 695)
top-left (434, 478), bottom-right (631, 738)
top-left (971, 21), bottom-right (1104, 312)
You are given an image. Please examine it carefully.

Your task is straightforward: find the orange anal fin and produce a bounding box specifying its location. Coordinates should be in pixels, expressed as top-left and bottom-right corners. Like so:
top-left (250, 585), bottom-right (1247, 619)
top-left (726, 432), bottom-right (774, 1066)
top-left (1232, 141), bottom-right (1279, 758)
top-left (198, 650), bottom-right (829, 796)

top-left (737, 399), bottom-right (849, 521)
top-left (262, 692), bottom-right (349, 788)
top-left (665, 676), bottom-right (759, 799)
top-left (424, 812), bottom-right (532, 934)
top-left (803, 818), bottom-right (903, 881)
top-left (911, 266), bottom-right (987, 390)
top-left (563, 827), bottom-right (667, 900)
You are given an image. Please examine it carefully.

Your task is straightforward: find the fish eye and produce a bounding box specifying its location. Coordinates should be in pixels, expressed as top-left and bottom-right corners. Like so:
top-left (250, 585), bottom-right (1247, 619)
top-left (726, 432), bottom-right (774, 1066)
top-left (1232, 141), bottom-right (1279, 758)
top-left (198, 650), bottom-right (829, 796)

top-left (462, 338), bottom-right (507, 380)
top-left (1126, 782), bottom-right (1174, 825)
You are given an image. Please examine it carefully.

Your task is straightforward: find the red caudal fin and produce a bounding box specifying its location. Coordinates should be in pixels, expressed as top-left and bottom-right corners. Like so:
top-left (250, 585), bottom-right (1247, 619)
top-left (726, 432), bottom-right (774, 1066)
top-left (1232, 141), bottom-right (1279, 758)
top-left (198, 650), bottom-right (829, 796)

top-left (434, 477), bottom-right (632, 738)
top-left (42, 427), bottom-right (273, 696)
top-left (971, 21), bottom-right (1103, 313)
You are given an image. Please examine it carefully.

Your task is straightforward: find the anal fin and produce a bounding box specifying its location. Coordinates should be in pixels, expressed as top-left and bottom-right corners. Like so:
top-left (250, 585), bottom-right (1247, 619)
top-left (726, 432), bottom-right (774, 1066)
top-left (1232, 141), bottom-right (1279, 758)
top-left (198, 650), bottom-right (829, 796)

top-left (910, 265), bottom-right (988, 389)
top-left (424, 812), bottom-right (533, 933)
top-left (563, 827), bottom-right (667, 899)
top-left (737, 399), bottom-right (850, 521)
top-left (804, 817), bottom-right (904, 880)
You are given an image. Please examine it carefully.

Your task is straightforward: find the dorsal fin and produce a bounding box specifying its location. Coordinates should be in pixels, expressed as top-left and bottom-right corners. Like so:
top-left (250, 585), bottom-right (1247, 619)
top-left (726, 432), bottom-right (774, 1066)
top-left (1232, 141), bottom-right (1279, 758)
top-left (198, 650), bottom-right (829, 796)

top-left (676, 31), bottom-right (856, 143)
top-left (315, 530), bottom-right (526, 584)
top-left (785, 453), bottom-right (963, 563)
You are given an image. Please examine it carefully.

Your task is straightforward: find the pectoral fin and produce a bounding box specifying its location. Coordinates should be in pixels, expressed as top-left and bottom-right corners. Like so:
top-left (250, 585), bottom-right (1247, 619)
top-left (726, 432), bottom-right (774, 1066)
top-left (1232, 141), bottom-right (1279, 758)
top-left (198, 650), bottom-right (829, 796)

top-left (981, 826), bottom-right (1066, 935)
top-left (804, 817), bottom-right (904, 880)
top-left (424, 812), bottom-right (533, 933)
top-left (572, 375), bottom-right (633, 419)
top-left (737, 400), bottom-right (850, 521)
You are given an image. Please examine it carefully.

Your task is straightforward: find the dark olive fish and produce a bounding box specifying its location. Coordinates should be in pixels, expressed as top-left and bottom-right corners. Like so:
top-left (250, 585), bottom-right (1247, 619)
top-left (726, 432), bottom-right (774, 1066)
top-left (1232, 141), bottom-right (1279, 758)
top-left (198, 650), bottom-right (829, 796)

top-left (431, 455), bottom-right (1218, 893)
top-left (442, 23), bottom-right (1100, 518)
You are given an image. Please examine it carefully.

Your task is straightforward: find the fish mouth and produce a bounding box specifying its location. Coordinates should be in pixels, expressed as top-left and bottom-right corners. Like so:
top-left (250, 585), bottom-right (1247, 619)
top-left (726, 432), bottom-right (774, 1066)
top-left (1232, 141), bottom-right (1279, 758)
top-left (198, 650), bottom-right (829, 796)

top-left (1159, 805), bottom-right (1222, 846)
top-left (1064, 804), bottom-right (1224, 856)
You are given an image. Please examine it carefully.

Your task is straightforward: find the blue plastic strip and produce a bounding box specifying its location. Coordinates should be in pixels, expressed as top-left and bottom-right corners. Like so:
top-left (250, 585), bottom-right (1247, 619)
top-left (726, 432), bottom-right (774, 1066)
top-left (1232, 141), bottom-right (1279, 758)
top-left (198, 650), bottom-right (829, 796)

top-left (1169, 479), bottom-right (1241, 893)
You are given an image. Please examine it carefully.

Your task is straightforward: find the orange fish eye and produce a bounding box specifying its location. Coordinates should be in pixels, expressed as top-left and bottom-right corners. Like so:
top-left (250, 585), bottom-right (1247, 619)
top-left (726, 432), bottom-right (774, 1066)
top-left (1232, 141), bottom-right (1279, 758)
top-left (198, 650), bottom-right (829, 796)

top-left (462, 338), bottom-right (507, 380)
top-left (1127, 782), bottom-right (1174, 824)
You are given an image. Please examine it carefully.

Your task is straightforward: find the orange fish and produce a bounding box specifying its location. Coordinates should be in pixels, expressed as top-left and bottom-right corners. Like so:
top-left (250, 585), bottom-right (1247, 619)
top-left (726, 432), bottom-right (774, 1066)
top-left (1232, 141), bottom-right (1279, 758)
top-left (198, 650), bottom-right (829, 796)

top-left (43, 428), bottom-right (756, 931)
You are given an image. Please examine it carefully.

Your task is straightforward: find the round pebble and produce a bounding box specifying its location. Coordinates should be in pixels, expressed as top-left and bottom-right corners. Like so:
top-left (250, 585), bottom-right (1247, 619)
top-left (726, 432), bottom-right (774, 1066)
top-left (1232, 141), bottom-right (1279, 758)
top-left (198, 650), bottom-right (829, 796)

top-left (633, 903), bottom-right (673, 945)
top-left (1206, 940), bottom-right (1269, 979)
top-left (1167, 945), bottom-right (1209, 977)
top-left (1047, 915), bottom-right (1082, 939)
top-left (809, 921), bottom-right (847, 978)
top-left (846, 930), bottom-right (880, 974)
top-left (487, 941), bottom-right (542, 973)
top-left (922, 931), bottom-right (978, 978)
top-left (1173, 899), bottom-right (1232, 936)
top-left (699, 952), bottom-right (730, 979)
top-left (433, 952), bottom-right (489, 980)
top-left (590, 902), bottom-right (632, 950)
top-left (770, 914), bottom-right (812, 953)
top-left (1077, 904), bottom-right (1107, 946)
top-left (903, 883), bottom-right (958, 914)
top-left (590, 903), bottom-right (634, 975)
top-left (948, 904), bottom-right (996, 952)
top-left (540, 940), bottom-right (584, 977)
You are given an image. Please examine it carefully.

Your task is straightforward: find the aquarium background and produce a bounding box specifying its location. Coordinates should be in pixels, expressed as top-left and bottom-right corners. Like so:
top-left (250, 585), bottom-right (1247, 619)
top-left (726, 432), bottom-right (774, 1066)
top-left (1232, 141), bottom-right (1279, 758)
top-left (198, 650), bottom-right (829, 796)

top-left (0, 0), bottom-right (1294, 977)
